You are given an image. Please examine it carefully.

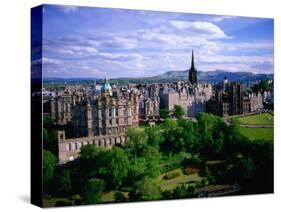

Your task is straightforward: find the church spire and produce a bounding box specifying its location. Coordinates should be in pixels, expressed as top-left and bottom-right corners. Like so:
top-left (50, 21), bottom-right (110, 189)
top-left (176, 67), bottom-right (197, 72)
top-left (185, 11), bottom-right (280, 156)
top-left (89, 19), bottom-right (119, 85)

top-left (191, 49), bottom-right (195, 69)
top-left (188, 50), bottom-right (197, 85)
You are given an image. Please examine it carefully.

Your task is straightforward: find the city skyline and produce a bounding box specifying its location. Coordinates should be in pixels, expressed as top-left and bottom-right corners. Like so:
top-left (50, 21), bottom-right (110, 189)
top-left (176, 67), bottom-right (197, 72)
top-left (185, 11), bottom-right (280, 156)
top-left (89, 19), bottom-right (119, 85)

top-left (33, 5), bottom-right (274, 78)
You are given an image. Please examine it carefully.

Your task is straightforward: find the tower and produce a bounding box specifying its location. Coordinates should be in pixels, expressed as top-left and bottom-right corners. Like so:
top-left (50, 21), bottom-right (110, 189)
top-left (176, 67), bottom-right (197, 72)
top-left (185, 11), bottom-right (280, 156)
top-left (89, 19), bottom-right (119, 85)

top-left (189, 50), bottom-right (197, 85)
top-left (101, 78), bottom-right (113, 96)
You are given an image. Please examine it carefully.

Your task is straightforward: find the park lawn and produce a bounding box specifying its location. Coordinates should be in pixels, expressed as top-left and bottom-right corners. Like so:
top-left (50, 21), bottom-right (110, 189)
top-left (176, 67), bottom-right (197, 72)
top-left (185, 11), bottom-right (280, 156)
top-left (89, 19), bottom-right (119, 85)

top-left (239, 127), bottom-right (273, 142)
top-left (101, 190), bottom-right (128, 203)
top-left (236, 113), bottom-right (273, 125)
top-left (154, 168), bottom-right (202, 191)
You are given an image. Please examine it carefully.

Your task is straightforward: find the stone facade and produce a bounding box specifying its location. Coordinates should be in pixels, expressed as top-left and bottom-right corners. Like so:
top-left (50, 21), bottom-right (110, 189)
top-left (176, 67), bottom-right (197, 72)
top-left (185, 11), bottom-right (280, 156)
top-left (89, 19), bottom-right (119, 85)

top-left (159, 51), bottom-right (212, 117)
top-left (50, 91), bottom-right (73, 125)
top-left (58, 79), bottom-right (139, 162)
top-left (58, 130), bottom-right (126, 162)
top-left (138, 84), bottom-right (160, 120)
top-left (160, 82), bottom-right (212, 117)
top-left (207, 81), bottom-right (263, 116)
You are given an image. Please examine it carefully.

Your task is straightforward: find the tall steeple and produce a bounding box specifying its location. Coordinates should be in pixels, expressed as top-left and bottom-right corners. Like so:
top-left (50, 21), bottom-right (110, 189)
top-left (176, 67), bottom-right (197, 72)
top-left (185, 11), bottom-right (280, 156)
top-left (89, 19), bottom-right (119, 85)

top-left (188, 50), bottom-right (197, 85)
top-left (191, 49), bottom-right (195, 69)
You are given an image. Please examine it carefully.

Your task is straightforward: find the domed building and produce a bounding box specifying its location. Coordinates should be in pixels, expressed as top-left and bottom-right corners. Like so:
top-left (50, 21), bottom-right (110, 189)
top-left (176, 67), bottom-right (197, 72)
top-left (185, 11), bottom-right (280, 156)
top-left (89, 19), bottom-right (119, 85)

top-left (101, 78), bottom-right (113, 96)
top-left (57, 79), bottom-right (139, 162)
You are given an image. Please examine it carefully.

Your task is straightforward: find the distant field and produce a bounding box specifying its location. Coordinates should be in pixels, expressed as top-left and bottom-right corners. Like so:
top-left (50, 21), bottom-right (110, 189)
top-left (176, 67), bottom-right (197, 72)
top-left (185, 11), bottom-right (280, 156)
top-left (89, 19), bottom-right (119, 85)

top-left (236, 113), bottom-right (273, 125)
top-left (239, 127), bottom-right (273, 142)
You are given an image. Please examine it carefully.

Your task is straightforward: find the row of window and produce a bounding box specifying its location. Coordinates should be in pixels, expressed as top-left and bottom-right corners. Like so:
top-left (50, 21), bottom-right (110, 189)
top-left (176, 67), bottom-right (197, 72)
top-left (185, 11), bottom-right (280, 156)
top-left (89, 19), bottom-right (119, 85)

top-left (67, 137), bottom-right (125, 151)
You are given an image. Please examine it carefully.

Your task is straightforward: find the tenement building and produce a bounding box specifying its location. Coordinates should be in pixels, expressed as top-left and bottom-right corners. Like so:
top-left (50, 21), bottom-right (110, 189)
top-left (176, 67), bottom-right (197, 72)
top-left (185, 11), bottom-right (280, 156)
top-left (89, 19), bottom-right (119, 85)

top-left (138, 83), bottom-right (160, 120)
top-left (57, 79), bottom-right (139, 162)
top-left (50, 88), bottom-right (84, 125)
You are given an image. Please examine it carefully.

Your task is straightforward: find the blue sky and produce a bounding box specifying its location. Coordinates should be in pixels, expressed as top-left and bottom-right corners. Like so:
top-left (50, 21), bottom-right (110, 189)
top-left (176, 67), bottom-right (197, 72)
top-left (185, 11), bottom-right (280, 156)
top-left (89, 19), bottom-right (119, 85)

top-left (34, 4), bottom-right (274, 78)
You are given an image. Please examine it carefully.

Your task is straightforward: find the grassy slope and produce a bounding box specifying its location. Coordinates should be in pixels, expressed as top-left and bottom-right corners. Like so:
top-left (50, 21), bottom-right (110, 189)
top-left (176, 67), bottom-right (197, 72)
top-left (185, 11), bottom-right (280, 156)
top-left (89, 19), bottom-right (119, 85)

top-left (235, 113), bottom-right (274, 142)
top-left (236, 113), bottom-right (273, 125)
top-left (239, 127), bottom-right (273, 141)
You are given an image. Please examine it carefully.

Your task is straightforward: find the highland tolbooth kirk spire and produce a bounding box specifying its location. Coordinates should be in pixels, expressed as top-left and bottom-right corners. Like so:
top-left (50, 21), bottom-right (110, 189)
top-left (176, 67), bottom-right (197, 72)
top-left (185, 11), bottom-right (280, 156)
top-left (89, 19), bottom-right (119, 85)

top-left (189, 50), bottom-right (197, 85)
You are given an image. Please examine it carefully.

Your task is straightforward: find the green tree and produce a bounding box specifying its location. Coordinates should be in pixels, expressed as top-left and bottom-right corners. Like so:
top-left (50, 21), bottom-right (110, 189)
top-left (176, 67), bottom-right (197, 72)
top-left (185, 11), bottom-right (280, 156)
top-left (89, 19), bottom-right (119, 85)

top-left (79, 146), bottom-right (130, 189)
top-left (178, 119), bottom-right (198, 151)
top-left (43, 128), bottom-right (49, 143)
top-left (108, 147), bottom-right (130, 188)
top-left (114, 191), bottom-right (127, 202)
top-left (144, 146), bottom-right (161, 178)
top-left (95, 149), bottom-right (114, 180)
top-left (125, 158), bottom-right (147, 185)
top-left (163, 118), bottom-right (178, 129)
top-left (161, 119), bottom-right (178, 152)
top-left (145, 126), bottom-right (164, 148)
top-left (79, 144), bottom-right (98, 160)
top-left (161, 119), bottom-right (193, 154)
top-left (82, 178), bottom-right (105, 204)
top-left (125, 128), bottom-right (148, 163)
top-left (43, 150), bottom-right (57, 183)
top-left (129, 177), bottom-right (161, 201)
top-left (172, 105), bottom-right (185, 119)
top-left (258, 80), bottom-right (269, 92)
top-left (56, 169), bottom-right (72, 194)
top-left (44, 129), bottom-right (58, 154)
top-left (232, 157), bottom-right (256, 189)
top-left (159, 108), bottom-right (170, 119)
top-left (173, 184), bottom-right (188, 199)
top-left (43, 114), bottom-right (53, 129)
top-left (196, 113), bottom-right (226, 159)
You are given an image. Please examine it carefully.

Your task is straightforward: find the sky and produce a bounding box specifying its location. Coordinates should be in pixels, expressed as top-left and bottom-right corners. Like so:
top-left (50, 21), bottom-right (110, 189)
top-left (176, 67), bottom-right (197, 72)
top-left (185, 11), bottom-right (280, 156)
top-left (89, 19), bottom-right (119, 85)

top-left (33, 4), bottom-right (274, 78)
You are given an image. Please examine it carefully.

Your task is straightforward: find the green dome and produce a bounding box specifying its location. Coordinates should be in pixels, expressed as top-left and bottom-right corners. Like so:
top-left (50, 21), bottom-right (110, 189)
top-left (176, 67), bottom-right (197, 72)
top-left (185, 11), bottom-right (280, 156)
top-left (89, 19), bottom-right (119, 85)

top-left (101, 79), bottom-right (112, 94)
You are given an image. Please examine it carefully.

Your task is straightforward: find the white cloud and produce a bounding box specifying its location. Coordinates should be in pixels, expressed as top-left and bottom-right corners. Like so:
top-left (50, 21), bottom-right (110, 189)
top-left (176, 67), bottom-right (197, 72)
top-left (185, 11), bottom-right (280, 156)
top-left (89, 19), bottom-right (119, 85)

top-left (44, 42), bottom-right (98, 55)
top-left (41, 12), bottom-right (273, 77)
top-left (100, 36), bottom-right (139, 50)
top-left (197, 54), bottom-right (273, 73)
top-left (211, 16), bottom-right (235, 22)
top-left (200, 54), bottom-right (273, 64)
top-left (32, 57), bottom-right (62, 65)
top-left (57, 5), bottom-right (79, 14)
top-left (169, 20), bottom-right (230, 39)
top-left (220, 40), bottom-right (274, 51)
top-left (98, 52), bottom-right (144, 61)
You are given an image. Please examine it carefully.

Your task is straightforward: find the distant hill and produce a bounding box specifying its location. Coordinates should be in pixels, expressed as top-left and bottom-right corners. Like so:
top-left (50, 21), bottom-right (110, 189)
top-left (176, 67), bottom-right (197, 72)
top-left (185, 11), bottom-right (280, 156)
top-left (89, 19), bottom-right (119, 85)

top-left (155, 70), bottom-right (273, 82)
top-left (110, 70), bottom-right (273, 85)
top-left (43, 70), bottom-right (273, 85)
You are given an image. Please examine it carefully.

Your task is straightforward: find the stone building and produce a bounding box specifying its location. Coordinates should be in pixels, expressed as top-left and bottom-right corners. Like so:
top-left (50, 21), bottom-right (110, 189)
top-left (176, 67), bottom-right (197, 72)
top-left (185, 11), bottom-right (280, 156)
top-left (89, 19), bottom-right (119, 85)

top-left (138, 83), bottom-right (160, 120)
top-left (50, 90), bottom-right (73, 125)
top-left (160, 82), bottom-right (212, 117)
top-left (50, 88), bottom-right (84, 125)
top-left (159, 51), bottom-right (212, 117)
top-left (207, 81), bottom-right (263, 116)
top-left (58, 79), bottom-right (139, 162)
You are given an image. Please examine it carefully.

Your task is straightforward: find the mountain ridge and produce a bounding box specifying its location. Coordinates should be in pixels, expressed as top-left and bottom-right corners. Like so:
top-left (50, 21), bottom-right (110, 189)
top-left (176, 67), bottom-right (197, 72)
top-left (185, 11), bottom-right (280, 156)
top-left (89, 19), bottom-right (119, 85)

top-left (154, 69), bottom-right (273, 82)
top-left (43, 70), bottom-right (273, 84)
